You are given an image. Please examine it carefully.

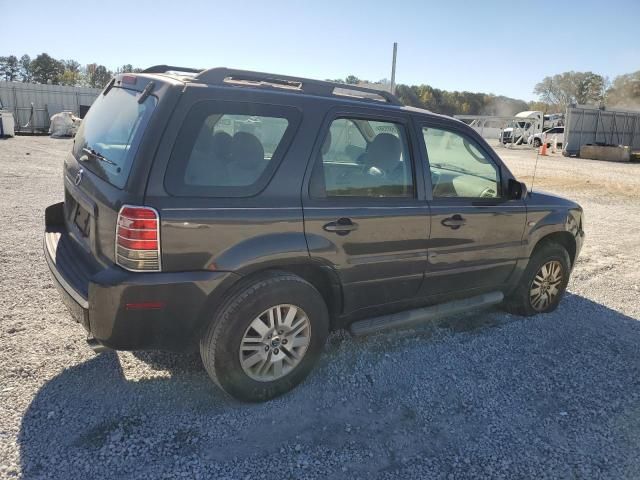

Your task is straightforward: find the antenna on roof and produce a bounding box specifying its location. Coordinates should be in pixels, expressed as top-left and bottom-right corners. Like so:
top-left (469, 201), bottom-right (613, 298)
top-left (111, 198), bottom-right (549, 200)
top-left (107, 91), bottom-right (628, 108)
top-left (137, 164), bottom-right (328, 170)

top-left (390, 42), bottom-right (398, 95)
top-left (531, 148), bottom-right (540, 193)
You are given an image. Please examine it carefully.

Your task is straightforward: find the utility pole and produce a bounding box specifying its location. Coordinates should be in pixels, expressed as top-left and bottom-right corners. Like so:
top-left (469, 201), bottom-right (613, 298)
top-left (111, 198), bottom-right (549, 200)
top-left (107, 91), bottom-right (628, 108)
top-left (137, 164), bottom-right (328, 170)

top-left (390, 42), bottom-right (397, 95)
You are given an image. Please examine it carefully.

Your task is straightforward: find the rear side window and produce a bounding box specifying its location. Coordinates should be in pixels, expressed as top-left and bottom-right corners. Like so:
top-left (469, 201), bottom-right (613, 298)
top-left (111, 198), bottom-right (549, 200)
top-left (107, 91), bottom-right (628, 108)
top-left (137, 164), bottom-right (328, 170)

top-left (73, 87), bottom-right (156, 189)
top-left (165, 102), bottom-right (300, 197)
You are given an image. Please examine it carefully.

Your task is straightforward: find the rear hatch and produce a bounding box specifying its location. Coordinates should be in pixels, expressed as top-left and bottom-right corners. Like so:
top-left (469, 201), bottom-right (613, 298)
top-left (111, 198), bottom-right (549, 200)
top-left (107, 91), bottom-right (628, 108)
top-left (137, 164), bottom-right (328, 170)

top-left (62, 75), bottom-right (166, 266)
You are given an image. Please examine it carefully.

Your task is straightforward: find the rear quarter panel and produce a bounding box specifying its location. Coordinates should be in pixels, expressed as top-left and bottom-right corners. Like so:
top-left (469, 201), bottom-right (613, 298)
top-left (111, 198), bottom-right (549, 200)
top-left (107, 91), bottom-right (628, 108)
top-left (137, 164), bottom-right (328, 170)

top-left (61, 76), bottom-right (183, 265)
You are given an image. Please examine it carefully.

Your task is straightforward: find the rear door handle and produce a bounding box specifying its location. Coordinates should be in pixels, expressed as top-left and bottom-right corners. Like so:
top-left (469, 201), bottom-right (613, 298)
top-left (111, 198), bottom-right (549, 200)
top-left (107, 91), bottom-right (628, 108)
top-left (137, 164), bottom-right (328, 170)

top-left (323, 218), bottom-right (358, 235)
top-left (441, 214), bottom-right (466, 229)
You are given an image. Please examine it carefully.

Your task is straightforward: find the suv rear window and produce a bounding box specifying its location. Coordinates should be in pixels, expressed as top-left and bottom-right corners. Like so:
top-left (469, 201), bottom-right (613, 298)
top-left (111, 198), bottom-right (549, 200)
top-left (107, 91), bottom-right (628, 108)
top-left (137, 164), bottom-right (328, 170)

top-left (165, 102), bottom-right (300, 197)
top-left (73, 87), bottom-right (156, 189)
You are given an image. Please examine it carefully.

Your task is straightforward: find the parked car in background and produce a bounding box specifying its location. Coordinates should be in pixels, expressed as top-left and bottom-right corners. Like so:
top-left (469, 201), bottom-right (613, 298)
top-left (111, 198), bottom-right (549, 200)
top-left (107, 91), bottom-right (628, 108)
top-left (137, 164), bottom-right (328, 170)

top-left (44, 67), bottom-right (584, 402)
top-left (529, 126), bottom-right (565, 148)
top-left (543, 113), bottom-right (564, 129)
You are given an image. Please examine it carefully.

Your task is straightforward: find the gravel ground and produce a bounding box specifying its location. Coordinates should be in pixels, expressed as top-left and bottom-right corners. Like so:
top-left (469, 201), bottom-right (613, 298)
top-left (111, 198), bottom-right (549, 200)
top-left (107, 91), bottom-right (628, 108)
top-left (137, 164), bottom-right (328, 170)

top-left (1, 136), bottom-right (640, 479)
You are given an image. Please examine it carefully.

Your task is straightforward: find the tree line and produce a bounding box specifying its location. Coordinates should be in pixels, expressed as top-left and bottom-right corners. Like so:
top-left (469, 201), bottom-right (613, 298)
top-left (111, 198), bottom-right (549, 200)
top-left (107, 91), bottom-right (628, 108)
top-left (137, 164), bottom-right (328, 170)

top-left (327, 75), bottom-right (530, 116)
top-left (1, 53), bottom-right (638, 114)
top-left (329, 71), bottom-right (639, 116)
top-left (533, 71), bottom-right (605, 107)
top-left (534, 70), bottom-right (640, 111)
top-left (0, 53), bottom-right (141, 88)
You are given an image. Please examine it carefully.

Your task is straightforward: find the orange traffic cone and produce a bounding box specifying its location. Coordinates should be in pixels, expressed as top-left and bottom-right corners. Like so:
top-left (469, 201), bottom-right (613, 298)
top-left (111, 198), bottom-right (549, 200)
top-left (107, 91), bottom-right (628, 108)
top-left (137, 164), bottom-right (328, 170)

top-left (539, 142), bottom-right (548, 156)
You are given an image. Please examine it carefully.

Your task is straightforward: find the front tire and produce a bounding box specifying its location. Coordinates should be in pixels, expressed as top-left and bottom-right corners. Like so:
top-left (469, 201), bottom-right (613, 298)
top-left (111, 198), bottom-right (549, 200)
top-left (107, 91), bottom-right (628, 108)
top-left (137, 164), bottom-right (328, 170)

top-left (200, 271), bottom-right (329, 402)
top-left (533, 138), bottom-right (542, 148)
top-left (503, 242), bottom-right (571, 316)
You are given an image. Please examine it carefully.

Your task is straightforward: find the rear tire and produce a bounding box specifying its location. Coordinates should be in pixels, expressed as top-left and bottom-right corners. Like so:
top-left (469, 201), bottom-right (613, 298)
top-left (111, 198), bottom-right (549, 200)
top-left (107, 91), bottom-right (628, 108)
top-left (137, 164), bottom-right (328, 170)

top-left (533, 138), bottom-right (542, 148)
top-left (503, 242), bottom-right (571, 316)
top-left (200, 271), bottom-right (329, 402)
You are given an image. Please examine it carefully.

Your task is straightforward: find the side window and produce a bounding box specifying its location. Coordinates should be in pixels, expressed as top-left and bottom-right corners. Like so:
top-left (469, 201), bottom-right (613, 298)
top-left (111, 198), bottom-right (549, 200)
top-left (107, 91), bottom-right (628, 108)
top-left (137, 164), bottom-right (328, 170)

top-left (310, 117), bottom-right (415, 198)
top-left (166, 103), bottom-right (298, 197)
top-left (323, 119), bottom-right (367, 163)
top-left (422, 127), bottom-right (500, 199)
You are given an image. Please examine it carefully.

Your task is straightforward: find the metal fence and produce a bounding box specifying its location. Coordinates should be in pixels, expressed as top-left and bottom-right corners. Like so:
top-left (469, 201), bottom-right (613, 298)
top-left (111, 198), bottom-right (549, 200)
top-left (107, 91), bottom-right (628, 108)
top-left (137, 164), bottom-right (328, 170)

top-left (564, 105), bottom-right (640, 156)
top-left (0, 81), bottom-right (101, 133)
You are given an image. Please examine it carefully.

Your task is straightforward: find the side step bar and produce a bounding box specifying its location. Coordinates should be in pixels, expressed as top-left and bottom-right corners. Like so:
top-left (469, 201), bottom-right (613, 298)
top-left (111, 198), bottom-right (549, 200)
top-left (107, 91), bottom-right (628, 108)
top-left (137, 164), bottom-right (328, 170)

top-left (349, 291), bottom-right (504, 337)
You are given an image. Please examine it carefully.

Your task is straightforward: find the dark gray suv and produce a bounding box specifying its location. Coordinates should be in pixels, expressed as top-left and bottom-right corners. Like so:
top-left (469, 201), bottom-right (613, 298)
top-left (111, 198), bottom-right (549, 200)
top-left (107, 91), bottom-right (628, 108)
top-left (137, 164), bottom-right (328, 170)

top-left (44, 66), bottom-right (584, 401)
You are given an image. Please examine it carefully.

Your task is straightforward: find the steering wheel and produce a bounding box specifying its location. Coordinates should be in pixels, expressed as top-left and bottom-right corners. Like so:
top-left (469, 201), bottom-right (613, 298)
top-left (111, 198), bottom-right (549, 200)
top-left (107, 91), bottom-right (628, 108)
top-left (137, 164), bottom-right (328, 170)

top-left (479, 187), bottom-right (497, 198)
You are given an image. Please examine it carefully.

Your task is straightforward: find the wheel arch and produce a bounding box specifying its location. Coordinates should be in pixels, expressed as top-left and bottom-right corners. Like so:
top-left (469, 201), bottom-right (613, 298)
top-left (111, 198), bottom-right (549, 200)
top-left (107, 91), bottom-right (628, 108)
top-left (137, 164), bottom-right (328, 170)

top-left (531, 231), bottom-right (577, 266)
top-left (194, 259), bottom-right (343, 341)
top-left (256, 262), bottom-right (343, 325)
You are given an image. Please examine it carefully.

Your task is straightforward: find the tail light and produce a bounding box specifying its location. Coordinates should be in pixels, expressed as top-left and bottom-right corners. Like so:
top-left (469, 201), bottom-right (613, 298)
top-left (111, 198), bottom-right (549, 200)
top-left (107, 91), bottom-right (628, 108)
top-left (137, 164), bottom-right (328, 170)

top-left (115, 205), bottom-right (161, 272)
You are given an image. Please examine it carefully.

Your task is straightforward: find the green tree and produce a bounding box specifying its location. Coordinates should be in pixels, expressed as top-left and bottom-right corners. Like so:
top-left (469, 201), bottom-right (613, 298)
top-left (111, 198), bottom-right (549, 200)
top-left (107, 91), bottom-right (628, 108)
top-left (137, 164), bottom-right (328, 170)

top-left (344, 75), bottom-right (360, 85)
top-left (20, 54), bottom-right (33, 82)
top-left (85, 63), bottom-right (113, 88)
top-left (528, 101), bottom-right (554, 113)
top-left (117, 64), bottom-right (133, 73)
top-left (60, 69), bottom-right (81, 86)
top-left (31, 53), bottom-right (64, 84)
top-left (0, 55), bottom-right (20, 81)
top-left (63, 59), bottom-right (81, 73)
top-left (116, 64), bottom-right (143, 74)
top-left (60, 59), bottom-right (82, 86)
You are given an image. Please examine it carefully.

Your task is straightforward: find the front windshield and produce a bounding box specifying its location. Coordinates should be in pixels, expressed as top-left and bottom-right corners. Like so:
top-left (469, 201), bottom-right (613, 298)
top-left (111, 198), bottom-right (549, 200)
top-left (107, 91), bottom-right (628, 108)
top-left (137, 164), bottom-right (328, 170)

top-left (73, 87), bottom-right (156, 189)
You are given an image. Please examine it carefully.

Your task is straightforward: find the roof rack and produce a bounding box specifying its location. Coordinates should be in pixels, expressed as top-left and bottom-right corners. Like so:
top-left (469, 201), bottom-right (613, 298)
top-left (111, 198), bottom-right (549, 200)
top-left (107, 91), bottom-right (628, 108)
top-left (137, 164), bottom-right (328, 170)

top-left (194, 67), bottom-right (402, 106)
top-left (141, 65), bottom-right (203, 75)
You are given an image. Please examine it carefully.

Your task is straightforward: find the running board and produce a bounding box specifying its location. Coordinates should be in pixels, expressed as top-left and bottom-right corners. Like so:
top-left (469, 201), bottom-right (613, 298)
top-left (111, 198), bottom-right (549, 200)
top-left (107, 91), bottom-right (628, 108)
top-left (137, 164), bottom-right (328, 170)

top-left (349, 291), bottom-right (504, 337)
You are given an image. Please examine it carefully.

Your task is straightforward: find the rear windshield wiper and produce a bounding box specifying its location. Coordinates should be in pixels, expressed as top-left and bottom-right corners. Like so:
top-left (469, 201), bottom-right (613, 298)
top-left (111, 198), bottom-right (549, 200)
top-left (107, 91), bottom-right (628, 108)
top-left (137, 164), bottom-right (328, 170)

top-left (138, 81), bottom-right (155, 104)
top-left (82, 147), bottom-right (118, 167)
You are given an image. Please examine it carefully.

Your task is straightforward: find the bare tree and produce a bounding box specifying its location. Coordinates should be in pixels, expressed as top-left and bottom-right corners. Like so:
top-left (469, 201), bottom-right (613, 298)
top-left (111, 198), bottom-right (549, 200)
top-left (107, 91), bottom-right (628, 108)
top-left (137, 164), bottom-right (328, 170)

top-left (606, 71), bottom-right (640, 110)
top-left (534, 71), bottom-right (606, 108)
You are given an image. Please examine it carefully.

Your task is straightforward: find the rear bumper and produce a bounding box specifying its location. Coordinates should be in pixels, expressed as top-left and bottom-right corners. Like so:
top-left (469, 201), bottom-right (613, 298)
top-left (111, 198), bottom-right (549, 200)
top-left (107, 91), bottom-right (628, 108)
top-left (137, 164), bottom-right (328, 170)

top-left (44, 202), bottom-right (239, 351)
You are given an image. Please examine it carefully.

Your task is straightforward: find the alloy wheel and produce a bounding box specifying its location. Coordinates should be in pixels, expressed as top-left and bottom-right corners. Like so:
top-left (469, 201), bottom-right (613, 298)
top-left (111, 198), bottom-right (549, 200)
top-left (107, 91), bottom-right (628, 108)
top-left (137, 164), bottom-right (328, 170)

top-left (529, 260), bottom-right (563, 311)
top-left (239, 304), bottom-right (311, 382)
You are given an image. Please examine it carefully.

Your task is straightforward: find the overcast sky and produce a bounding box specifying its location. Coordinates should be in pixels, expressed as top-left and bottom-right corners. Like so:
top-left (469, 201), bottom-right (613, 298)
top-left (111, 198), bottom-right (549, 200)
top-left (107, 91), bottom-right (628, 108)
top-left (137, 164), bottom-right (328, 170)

top-left (3, 0), bottom-right (638, 101)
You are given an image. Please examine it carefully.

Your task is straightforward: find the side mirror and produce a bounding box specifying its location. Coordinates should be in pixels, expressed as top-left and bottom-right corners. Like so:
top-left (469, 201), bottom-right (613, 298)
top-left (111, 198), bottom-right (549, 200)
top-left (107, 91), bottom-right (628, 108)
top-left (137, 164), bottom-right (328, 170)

top-left (507, 178), bottom-right (527, 200)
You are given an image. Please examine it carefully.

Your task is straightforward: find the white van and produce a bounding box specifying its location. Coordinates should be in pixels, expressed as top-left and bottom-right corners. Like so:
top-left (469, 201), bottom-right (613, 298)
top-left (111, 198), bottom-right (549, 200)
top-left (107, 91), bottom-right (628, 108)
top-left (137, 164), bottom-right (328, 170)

top-left (528, 126), bottom-right (565, 148)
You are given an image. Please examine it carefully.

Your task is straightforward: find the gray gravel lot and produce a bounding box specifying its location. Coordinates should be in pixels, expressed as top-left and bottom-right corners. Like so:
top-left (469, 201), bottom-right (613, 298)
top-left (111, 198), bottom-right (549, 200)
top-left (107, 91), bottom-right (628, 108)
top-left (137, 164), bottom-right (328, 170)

top-left (1, 136), bottom-right (640, 479)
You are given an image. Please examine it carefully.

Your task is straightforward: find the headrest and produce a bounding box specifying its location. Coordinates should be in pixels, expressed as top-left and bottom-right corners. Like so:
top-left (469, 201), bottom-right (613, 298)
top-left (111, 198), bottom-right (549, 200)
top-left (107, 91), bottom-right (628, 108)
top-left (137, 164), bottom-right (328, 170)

top-left (367, 133), bottom-right (401, 172)
top-left (230, 132), bottom-right (264, 169)
top-left (211, 131), bottom-right (232, 159)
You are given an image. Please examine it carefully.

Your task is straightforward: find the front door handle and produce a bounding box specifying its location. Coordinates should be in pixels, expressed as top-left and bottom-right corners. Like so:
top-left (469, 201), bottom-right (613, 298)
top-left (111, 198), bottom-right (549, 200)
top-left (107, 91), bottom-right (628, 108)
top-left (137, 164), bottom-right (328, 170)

top-left (323, 218), bottom-right (358, 235)
top-left (441, 214), bottom-right (466, 229)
